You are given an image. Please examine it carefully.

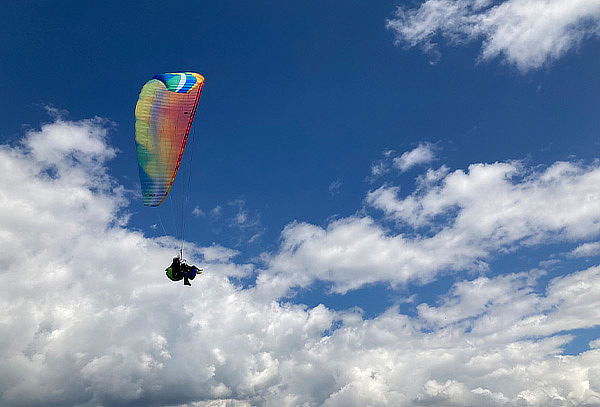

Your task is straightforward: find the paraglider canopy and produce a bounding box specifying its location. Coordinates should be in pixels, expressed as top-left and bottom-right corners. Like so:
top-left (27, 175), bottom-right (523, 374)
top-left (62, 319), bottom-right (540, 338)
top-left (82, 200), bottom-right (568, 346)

top-left (134, 72), bottom-right (204, 206)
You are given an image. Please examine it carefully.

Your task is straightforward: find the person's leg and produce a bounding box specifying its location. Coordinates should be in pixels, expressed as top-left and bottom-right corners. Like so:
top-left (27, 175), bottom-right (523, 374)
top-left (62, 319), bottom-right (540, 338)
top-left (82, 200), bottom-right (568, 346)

top-left (183, 275), bottom-right (191, 286)
top-left (183, 266), bottom-right (199, 280)
top-left (190, 266), bottom-right (202, 279)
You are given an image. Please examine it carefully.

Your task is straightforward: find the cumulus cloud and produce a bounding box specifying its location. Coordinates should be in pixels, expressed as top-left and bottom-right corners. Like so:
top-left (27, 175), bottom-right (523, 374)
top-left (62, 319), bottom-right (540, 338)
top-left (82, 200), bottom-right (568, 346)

top-left (368, 161), bottom-right (599, 235)
top-left (387, 0), bottom-right (600, 71)
top-left (2, 117), bottom-right (600, 407)
top-left (258, 159), bottom-right (600, 296)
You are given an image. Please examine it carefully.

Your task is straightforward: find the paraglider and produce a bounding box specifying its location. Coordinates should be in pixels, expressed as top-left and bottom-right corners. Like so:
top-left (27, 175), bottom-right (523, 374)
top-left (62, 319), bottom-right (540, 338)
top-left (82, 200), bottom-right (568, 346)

top-left (134, 72), bottom-right (204, 206)
top-left (134, 72), bottom-right (205, 284)
top-left (165, 257), bottom-right (203, 286)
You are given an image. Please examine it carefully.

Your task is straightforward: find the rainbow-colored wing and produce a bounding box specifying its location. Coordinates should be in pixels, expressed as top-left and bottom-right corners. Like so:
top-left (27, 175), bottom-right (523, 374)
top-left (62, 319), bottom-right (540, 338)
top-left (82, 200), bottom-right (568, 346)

top-left (135, 72), bottom-right (204, 206)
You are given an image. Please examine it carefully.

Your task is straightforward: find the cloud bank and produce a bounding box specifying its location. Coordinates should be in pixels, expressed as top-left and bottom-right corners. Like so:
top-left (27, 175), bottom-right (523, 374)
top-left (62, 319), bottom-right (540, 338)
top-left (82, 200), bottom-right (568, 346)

top-left (387, 0), bottom-right (600, 71)
top-left (259, 159), bottom-right (600, 296)
top-left (1, 116), bottom-right (600, 406)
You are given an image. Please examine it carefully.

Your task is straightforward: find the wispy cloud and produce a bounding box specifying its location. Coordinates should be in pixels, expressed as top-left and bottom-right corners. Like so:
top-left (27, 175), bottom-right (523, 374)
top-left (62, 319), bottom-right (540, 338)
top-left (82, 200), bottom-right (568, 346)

top-left (568, 241), bottom-right (600, 258)
top-left (370, 149), bottom-right (396, 178)
top-left (229, 200), bottom-right (264, 244)
top-left (329, 179), bottom-right (342, 195)
top-left (369, 145), bottom-right (436, 181)
top-left (210, 205), bottom-right (222, 218)
top-left (393, 142), bottom-right (436, 172)
top-left (370, 160), bottom-right (389, 177)
top-left (228, 199), bottom-right (260, 229)
top-left (387, 0), bottom-right (600, 71)
top-left (192, 206), bottom-right (206, 217)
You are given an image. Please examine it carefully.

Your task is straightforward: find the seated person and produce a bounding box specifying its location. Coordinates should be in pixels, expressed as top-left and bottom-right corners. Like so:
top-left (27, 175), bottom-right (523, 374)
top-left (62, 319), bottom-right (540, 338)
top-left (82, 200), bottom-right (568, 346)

top-left (165, 257), bottom-right (203, 286)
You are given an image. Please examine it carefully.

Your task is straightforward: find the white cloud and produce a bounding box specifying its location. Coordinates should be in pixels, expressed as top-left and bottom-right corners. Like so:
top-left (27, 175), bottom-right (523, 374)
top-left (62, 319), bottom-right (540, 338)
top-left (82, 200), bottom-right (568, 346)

top-left (211, 205), bottom-right (222, 218)
top-left (226, 200), bottom-right (264, 244)
top-left (258, 160), bottom-right (600, 297)
top-left (369, 146), bottom-right (435, 181)
top-left (198, 244), bottom-right (240, 262)
top-left (416, 165), bottom-right (451, 189)
top-left (204, 201), bottom-right (263, 245)
top-left (228, 200), bottom-right (257, 228)
top-left (387, 0), bottom-right (600, 71)
top-left (2, 117), bottom-right (600, 407)
top-left (328, 179), bottom-right (342, 195)
top-left (193, 206), bottom-right (206, 217)
top-left (317, 266), bottom-right (600, 407)
top-left (393, 143), bottom-right (436, 172)
top-left (369, 161), bottom-right (599, 236)
top-left (371, 160), bottom-right (389, 177)
top-left (568, 241), bottom-right (600, 258)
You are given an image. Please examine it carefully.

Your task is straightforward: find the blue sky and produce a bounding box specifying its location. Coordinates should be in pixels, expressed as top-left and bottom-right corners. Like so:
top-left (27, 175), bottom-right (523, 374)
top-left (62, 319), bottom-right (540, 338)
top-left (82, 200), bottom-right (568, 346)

top-left (1, 1), bottom-right (600, 406)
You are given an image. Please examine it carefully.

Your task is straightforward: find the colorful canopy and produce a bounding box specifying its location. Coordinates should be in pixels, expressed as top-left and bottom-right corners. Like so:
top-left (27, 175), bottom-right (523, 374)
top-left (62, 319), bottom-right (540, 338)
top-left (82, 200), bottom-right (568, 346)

top-left (135, 72), bottom-right (204, 206)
